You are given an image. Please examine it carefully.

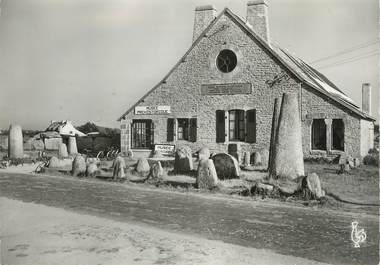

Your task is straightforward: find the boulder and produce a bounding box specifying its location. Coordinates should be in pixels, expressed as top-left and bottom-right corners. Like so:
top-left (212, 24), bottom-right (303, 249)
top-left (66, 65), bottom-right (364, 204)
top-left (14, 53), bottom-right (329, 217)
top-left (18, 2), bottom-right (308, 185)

top-left (251, 182), bottom-right (274, 196)
top-left (8, 124), bottom-right (23, 159)
top-left (211, 153), bottom-right (240, 180)
top-left (72, 155), bottom-right (86, 177)
top-left (86, 163), bottom-right (98, 177)
top-left (48, 156), bottom-right (72, 168)
top-left (31, 139), bottom-right (45, 150)
top-left (174, 146), bottom-right (193, 173)
top-left (270, 93), bottom-right (304, 179)
top-left (112, 156), bottom-right (126, 180)
top-left (136, 157), bottom-right (150, 177)
top-left (67, 136), bottom-right (78, 155)
top-left (58, 143), bottom-right (68, 158)
top-left (150, 161), bottom-right (164, 179)
top-left (197, 159), bottom-right (218, 190)
top-left (198, 147), bottom-right (211, 161)
top-left (306, 173), bottom-right (324, 199)
top-left (243, 151), bottom-right (250, 167)
top-left (277, 179), bottom-right (300, 195)
top-left (252, 152), bottom-right (262, 166)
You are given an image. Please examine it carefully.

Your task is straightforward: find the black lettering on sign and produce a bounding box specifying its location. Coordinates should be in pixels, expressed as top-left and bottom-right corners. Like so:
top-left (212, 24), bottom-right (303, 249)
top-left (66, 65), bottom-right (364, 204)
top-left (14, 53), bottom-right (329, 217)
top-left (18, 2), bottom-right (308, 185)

top-left (201, 83), bottom-right (252, 95)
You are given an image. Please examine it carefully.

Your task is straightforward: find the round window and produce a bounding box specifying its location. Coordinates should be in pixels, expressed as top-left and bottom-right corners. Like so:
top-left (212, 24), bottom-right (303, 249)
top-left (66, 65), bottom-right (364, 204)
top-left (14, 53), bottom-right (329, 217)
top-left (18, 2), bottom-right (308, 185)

top-left (216, 49), bottom-right (237, 73)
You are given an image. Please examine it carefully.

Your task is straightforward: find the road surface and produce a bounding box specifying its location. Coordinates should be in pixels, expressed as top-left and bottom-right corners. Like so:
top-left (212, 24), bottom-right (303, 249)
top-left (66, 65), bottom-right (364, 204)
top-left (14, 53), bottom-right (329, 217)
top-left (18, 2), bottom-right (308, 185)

top-left (0, 172), bottom-right (378, 265)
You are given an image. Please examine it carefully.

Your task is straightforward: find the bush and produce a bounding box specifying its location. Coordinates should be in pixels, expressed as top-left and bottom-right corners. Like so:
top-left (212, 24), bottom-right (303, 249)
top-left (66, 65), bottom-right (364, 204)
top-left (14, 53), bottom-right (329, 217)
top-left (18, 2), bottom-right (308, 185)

top-left (363, 153), bottom-right (379, 166)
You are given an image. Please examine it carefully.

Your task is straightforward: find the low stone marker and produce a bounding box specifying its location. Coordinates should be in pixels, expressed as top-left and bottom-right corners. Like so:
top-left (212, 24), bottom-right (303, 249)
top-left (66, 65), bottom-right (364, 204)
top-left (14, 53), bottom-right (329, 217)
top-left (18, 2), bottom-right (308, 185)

top-left (260, 149), bottom-right (270, 168)
top-left (252, 152), bottom-right (262, 166)
top-left (136, 157), bottom-right (150, 177)
top-left (150, 161), bottom-right (164, 179)
top-left (112, 156), bottom-right (126, 180)
top-left (243, 151), bottom-right (250, 167)
top-left (198, 147), bottom-right (210, 161)
top-left (211, 153), bottom-right (240, 180)
top-left (306, 173), bottom-right (324, 199)
top-left (174, 146), bottom-right (193, 173)
top-left (8, 124), bottom-right (23, 159)
top-left (58, 143), bottom-right (68, 158)
top-left (197, 159), bottom-right (218, 189)
top-left (86, 163), bottom-right (98, 177)
top-left (72, 155), bottom-right (86, 177)
top-left (48, 156), bottom-right (73, 168)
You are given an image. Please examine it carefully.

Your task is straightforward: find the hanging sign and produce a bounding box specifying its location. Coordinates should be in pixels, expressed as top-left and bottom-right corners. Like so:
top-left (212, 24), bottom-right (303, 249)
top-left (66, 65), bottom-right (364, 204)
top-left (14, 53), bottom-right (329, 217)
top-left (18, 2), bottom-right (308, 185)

top-left (135, 106), bottom-right (171, 115)
top-left (154, 144), bottom-right (175, 155)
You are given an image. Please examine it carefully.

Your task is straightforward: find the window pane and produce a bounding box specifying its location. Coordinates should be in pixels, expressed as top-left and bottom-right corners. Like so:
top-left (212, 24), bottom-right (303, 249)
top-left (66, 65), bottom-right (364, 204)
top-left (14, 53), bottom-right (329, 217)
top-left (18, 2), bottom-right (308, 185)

top-left (332, 119), bottom-right (344, 151)
top-left (312, 119), bottom-right (326, 150)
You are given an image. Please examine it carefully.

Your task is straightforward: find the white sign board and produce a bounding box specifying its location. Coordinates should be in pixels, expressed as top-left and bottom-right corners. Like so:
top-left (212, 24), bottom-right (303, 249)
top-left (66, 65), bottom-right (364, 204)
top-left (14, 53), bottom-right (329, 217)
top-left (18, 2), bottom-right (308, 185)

top-left (154, 144), bottom-right (175, 155)
top-left (135, 106), bottom-right (171, 115)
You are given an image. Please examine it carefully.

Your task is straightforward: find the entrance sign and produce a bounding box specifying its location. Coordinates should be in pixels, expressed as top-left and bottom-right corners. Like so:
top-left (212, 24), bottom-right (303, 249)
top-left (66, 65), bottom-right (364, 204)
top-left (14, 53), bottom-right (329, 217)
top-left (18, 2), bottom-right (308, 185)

top-left (154, 144), bottom-right (175, 155)
top-left (201, 83), bottom-right (252, 95)
top-left (135, 106), bottom-right (171, 115)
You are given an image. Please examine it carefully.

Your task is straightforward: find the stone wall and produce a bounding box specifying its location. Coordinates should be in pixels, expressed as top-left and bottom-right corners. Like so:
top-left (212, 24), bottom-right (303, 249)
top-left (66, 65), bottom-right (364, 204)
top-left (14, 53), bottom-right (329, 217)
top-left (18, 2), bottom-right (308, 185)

top-left (360, 119), bottom-right (374, 157)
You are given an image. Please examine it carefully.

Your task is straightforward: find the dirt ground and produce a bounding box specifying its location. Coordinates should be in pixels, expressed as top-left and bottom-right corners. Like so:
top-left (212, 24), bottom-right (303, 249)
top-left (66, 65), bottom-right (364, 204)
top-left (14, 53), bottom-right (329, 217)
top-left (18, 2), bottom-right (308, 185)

top-left (0, 197), bottom-right (331, 265)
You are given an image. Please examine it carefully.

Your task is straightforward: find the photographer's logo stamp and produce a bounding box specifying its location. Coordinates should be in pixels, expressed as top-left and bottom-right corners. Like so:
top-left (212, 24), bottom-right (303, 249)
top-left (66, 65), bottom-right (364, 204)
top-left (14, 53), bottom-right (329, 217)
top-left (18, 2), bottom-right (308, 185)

top-left (351, 221), bottom-right (367, 248)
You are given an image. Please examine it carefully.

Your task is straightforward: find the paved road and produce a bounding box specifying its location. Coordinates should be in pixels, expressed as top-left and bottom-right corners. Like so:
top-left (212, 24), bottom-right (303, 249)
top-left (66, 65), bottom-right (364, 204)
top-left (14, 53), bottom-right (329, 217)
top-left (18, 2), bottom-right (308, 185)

top-left (0, 172), bottom-right (378, 265)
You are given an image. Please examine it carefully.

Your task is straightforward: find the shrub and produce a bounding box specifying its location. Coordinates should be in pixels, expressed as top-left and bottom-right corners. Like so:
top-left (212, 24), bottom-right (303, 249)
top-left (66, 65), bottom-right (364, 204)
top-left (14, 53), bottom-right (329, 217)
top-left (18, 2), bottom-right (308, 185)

top-left (363, 153), bottom-right (379, 166)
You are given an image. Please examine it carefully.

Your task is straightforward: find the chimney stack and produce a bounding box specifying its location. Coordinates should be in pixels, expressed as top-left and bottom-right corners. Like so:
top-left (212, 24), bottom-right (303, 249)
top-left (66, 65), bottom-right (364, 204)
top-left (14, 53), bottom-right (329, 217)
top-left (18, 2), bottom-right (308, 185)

top-left (193, 5), bottom-right (217, 42)
top-left (246, 0), bottom-right (269, 41)
top-left (362, 83), bottom-right (372, 114)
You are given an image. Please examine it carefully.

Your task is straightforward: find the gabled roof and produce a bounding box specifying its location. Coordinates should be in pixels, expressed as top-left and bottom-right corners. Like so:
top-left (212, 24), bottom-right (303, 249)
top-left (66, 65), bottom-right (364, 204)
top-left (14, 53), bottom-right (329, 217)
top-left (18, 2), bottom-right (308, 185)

top-left (118, 8), bottom-right (376, 122)
top-left (46, 120), bottom-right (86, 137)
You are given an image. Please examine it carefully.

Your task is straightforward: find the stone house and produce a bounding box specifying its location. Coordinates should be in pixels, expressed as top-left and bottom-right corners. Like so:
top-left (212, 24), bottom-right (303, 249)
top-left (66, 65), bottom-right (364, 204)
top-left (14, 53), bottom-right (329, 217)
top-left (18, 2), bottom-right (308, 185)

top-left (118, 1), bottom-right (376, 160)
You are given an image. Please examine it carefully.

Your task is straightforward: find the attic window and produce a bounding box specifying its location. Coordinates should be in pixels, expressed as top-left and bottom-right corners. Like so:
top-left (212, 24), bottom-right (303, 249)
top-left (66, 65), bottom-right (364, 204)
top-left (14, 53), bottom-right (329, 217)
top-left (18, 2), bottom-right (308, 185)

top-left (216, 49), bottom-right (237, 73)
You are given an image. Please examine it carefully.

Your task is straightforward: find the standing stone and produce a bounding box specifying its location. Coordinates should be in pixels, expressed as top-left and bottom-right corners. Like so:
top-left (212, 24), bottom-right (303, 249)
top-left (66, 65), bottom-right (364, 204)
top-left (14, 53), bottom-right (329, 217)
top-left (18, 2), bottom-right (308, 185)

top-left (174, 146), bottom-right (193, 173)
top-left (67, 136), bottom-right (78, 155)
top-left (211, 153), bottom-right (240, 180)
top-left (338, 154), bottom-right (347, 165)
top-left (58, 143), bottom-right (68, 158)
top-left (8, 124), bottom-right (23, 159)
top-left (228, 143), bottom-right (240, 163)
top-left (150, 161), bottom-right (164, 179)
top-left (252, 152), bottom-right (262, 166)
top-left (72, 155), bottom-right (86, 177)
top-left (243, 151), bottom-right (251, 167)
top-left (198, 147), bottom-right (211, 161)
top-left (197, 159), bottom-right (218, 189)
top-left (268, 98), bottom-right (281, 171)
top-left (86, 163), bottom-right (98, 177)
top-left (270, 93), bottom-right (304, 180)
top-left (306, 173), bottom-right (324, 199)
top-left (112, 156), bottom-right (126, 180)
top-left (260, 149), bottom-right (270, 168)
top-left (136, 157), bottom-right (150, 177)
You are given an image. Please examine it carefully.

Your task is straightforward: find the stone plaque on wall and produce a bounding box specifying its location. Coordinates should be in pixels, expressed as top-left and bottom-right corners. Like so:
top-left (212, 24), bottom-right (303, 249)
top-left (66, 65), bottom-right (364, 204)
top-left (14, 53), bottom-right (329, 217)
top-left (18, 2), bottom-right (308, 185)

top-left (201, 83), bottom-right (252, 95)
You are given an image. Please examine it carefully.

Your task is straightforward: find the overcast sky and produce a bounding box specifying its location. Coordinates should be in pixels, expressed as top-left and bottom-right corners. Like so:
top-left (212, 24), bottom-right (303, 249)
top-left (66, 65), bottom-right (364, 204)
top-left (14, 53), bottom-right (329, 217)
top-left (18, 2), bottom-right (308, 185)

top-left (0, 0), bottom-right (378, 130)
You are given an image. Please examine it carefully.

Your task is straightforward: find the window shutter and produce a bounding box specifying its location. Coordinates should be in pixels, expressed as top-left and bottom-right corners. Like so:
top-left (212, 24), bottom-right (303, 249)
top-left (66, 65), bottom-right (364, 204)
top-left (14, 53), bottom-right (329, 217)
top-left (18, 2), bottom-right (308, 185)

top-left (216, 110), bottom-right (225, 143)
top-left (246, 109), bottom-right (256, 143)
top-left (189, 118), bottom-right (197, 142)
top-left (167, 118), bottom-right (174, 142)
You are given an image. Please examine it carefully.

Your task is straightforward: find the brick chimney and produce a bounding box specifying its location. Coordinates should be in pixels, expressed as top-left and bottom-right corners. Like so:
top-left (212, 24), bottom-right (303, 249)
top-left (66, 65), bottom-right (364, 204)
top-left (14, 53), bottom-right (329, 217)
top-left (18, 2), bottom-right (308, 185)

top-left (362, 83), bottom-right (372, 114)
top-left (246, 0), bottom-right (269, 41)
top-left (193, 5), bottom-right (217, 42)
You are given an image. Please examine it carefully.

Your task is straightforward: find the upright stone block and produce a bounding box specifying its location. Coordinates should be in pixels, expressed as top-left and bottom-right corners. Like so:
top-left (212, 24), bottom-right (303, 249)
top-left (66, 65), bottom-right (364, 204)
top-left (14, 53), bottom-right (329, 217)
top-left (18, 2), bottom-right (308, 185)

top-left (270, 93), bottom-right (304, 179)
top-left (212, 153), bottom-right (240, 180)
top-left (68, 136), bottom-right (78, 155)
top-left (72, 155), bottom-right (86, 177)
top-left (243, 151), bottom-right (251, 167)
top-left (8, 124), bottom-right (23, 159)
top-left (174, 146), bottom-right (193, 173)
top-left (268, 98), bottom-right (281, 171)
top-left (58, 143), bottom-right (68, 158)
top-left (136, 157), bottom-right (150, 177)
top-left (112, 156), bottom-right (126, 180)
top-left (197, 159), bottom-right (218, 189)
